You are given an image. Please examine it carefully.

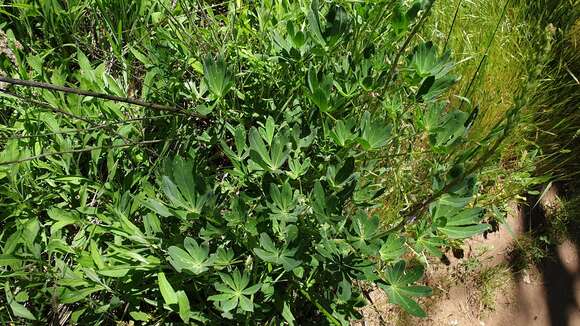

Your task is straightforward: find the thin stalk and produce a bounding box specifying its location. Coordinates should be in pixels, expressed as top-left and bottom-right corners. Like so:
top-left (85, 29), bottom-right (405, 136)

top-left (442, 0), bottom-right (463, 54)
top-left (0, 75), bottom-right (192, 116)
top-left (0, 139), bottom-right (169, 166)
top-left (385, 0), bottom-right (436, 85)
top-left (299, 288), bottom-right (341, 326)
top-left (458, 0), bottom-right (511, 110)
top-left (1, 88), bottom-right (93, 125)
top-left (0, 88), bottom-right (140, 152)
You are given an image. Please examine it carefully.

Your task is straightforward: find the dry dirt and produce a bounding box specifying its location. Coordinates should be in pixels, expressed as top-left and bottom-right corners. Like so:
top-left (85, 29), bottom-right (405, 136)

top-left (355, 186), bottom-right (580, 326)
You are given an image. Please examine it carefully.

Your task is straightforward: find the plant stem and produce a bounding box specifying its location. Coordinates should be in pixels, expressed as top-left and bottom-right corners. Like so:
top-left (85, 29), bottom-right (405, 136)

top-left (299, 288), bottom-right (341, 326)
top-left (0, 75), bottom-right (193, 116)
top-left (385, 0), bottom-right (436, 85)
top-left (442, 0), bottom-right (463, 54)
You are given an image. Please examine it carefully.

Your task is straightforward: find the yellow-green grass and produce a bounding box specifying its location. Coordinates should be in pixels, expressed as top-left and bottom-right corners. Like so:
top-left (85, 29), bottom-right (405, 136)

top-left (428, 0), bottom-right (529, 140)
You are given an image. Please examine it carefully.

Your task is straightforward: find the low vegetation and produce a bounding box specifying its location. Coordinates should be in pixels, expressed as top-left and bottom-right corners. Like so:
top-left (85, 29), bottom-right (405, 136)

top-left (0, 0), bottom-right (577, 324)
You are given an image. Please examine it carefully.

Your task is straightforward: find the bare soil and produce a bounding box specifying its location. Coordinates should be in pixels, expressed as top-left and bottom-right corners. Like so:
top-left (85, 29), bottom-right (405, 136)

top-left (355, 186), bottom-right (580, 326)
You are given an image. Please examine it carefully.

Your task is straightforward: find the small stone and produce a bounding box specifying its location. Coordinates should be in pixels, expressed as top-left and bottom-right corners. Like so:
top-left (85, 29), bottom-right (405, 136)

top-left (522, 270), bottom-right (531, 284)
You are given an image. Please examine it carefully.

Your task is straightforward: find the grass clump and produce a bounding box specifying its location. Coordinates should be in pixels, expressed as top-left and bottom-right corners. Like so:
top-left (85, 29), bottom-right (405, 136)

top-left (475, 264), bottom-right (512, 311)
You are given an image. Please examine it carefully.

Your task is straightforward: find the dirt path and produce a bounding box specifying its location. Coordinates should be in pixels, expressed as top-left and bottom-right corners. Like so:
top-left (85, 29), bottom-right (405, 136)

top-left (356, 187), bottom-right (580, 326)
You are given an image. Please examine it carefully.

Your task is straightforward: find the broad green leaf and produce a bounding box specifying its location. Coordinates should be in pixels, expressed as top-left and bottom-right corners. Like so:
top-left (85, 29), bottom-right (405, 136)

top-left (5, 284), bottom-right (35, 320)
top-left (47, 207), bottom-right (79, 233)
top-left (253, 233), bottom-right (301, 271)
top-left (360, 112), bottom-right (392, 150)
top-left (0, 255), bottom-right (20, 266)
top-left (382, 285), bottom-right (427, 318)
top-left (379, 261), bottom-right (430, 317)
top-left (438, 224), bottom-right (491, 239)
top-left (168, 238), bottom-right (211, 274)
top-left (177, 290), bottom-right (191, 323)
top-left (282, 302), bottom-right (295, 326)
top-left (130, 311), bottom-right (151, 321)
top-left (447, 207), bottom-right (485, 226)
top-left (380, 236), bottom-right (406, 261)
top-left (208, 269), bottom-right (260, 313)
top-left (60, 286), bottom-right (105, 304)
top-left (158, 272), bottom-right (178, 305)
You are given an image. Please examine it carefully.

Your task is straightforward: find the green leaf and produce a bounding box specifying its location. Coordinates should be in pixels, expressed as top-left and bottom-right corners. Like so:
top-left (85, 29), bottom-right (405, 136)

top-left (379, 236), bottom-right (406, 261)
top-left (416, 75), bottom-right (435, 100)
top-left (382, 285), bottom-right (427, 317)
top-left (446, 207), bottom-right (485, 226)
top-left (158, 272), bottom-right (178, 305)
top-left (142, 197), bottom-right (172, 217)
top-left (379, 261), bottom-right (431, 317)
top-left (438, 224), bottom-right (491, 239)
top-left (249, 127), bottom-right (272, 169)
top-left (0, 255), bottom-right (20, 266)
top-left (203, 55), bottom-right (233, 98)
top-left (60, 286), bottom-right (104, 304)
top-left (129, 311), bottom-right (151, 321)
top-left (329, 119), bottom-right (356, 147)
top-left (177, 290), bottom-right (191, 323)
top-left (360, 112), bottom-right (392, 150)
top-left (282, 302), bottom-right (295, 326)
top-left (249, 127), bottom-right (288, 172)
top-left (208, 269), bottom-right (260, 313)
top-left (253, 233), bottom-right (301, 271)
top-left (168, 238), bottom-right (211, 274)
top-left (5, 283), bottom-right (35, 320)
top-left (90, 240), bottom-right (105, 270)
top-left (307, 0), bottom-right (326, 46)
top-left (47, 207), bottom-right (80, 233)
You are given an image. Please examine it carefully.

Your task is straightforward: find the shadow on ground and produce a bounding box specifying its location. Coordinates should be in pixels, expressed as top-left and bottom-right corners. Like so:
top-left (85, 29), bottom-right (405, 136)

top-left (508, 182), bottom-right (580, 326)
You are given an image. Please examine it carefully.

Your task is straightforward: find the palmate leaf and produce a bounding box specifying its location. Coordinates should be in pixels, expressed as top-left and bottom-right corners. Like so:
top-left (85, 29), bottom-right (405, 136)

top-left (168, 237), bottom-right (212, 274)
top-left (253, 233), bottom-right (301, 271)
top-left (329, 119), bottom-right (357, 147)
top-left (287, 157), bottom-right (311, 179)
top-left (208, 269), bottom-right (261, 313)
top-left (378, 261), bottom-right (432, 317)
top-left (267, 182), bottom-right (299, 223)
top-left (149, 156), bottom-right (211, 217)
top-left (379, 235), bottom-right (406, 261)
top-left (351, 211), bottom-right (380, 242)
top-left (429, 110), bottom-right (469, 151)
top-left (359, 112), bottom-right (392, 150)
top-left (432, 198), bottom-right (490, 239)
top-left (210, 247), bottom-right (235, 270)
top-left (203, 55), bottom-right (233, 98)
top-left (409, 41), bottom-right (454, 79)
top-left (249, 127), bottom-right (289, 172)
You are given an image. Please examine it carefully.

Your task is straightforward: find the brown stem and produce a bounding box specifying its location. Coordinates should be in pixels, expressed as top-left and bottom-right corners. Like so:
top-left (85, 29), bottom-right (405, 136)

top-left (0, 75), bottom-right (193, 116)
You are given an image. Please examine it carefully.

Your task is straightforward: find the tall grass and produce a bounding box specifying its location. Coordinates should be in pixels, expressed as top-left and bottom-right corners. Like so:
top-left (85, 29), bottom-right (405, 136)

top-left (429, 0), bottom-right (528, 139)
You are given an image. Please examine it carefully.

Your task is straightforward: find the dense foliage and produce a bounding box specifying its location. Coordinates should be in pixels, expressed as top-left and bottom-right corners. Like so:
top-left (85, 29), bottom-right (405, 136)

top-left (0, 0), bottom-right (525, 324)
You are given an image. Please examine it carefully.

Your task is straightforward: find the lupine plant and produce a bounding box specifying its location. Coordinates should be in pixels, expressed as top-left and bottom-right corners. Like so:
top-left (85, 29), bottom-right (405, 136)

top-left (0, 0), bottom-right (523, 324)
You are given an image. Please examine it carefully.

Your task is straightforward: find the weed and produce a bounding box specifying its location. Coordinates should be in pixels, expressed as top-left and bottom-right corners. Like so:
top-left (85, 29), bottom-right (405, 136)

top-left (476, 264), bottom-right (512, 311)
